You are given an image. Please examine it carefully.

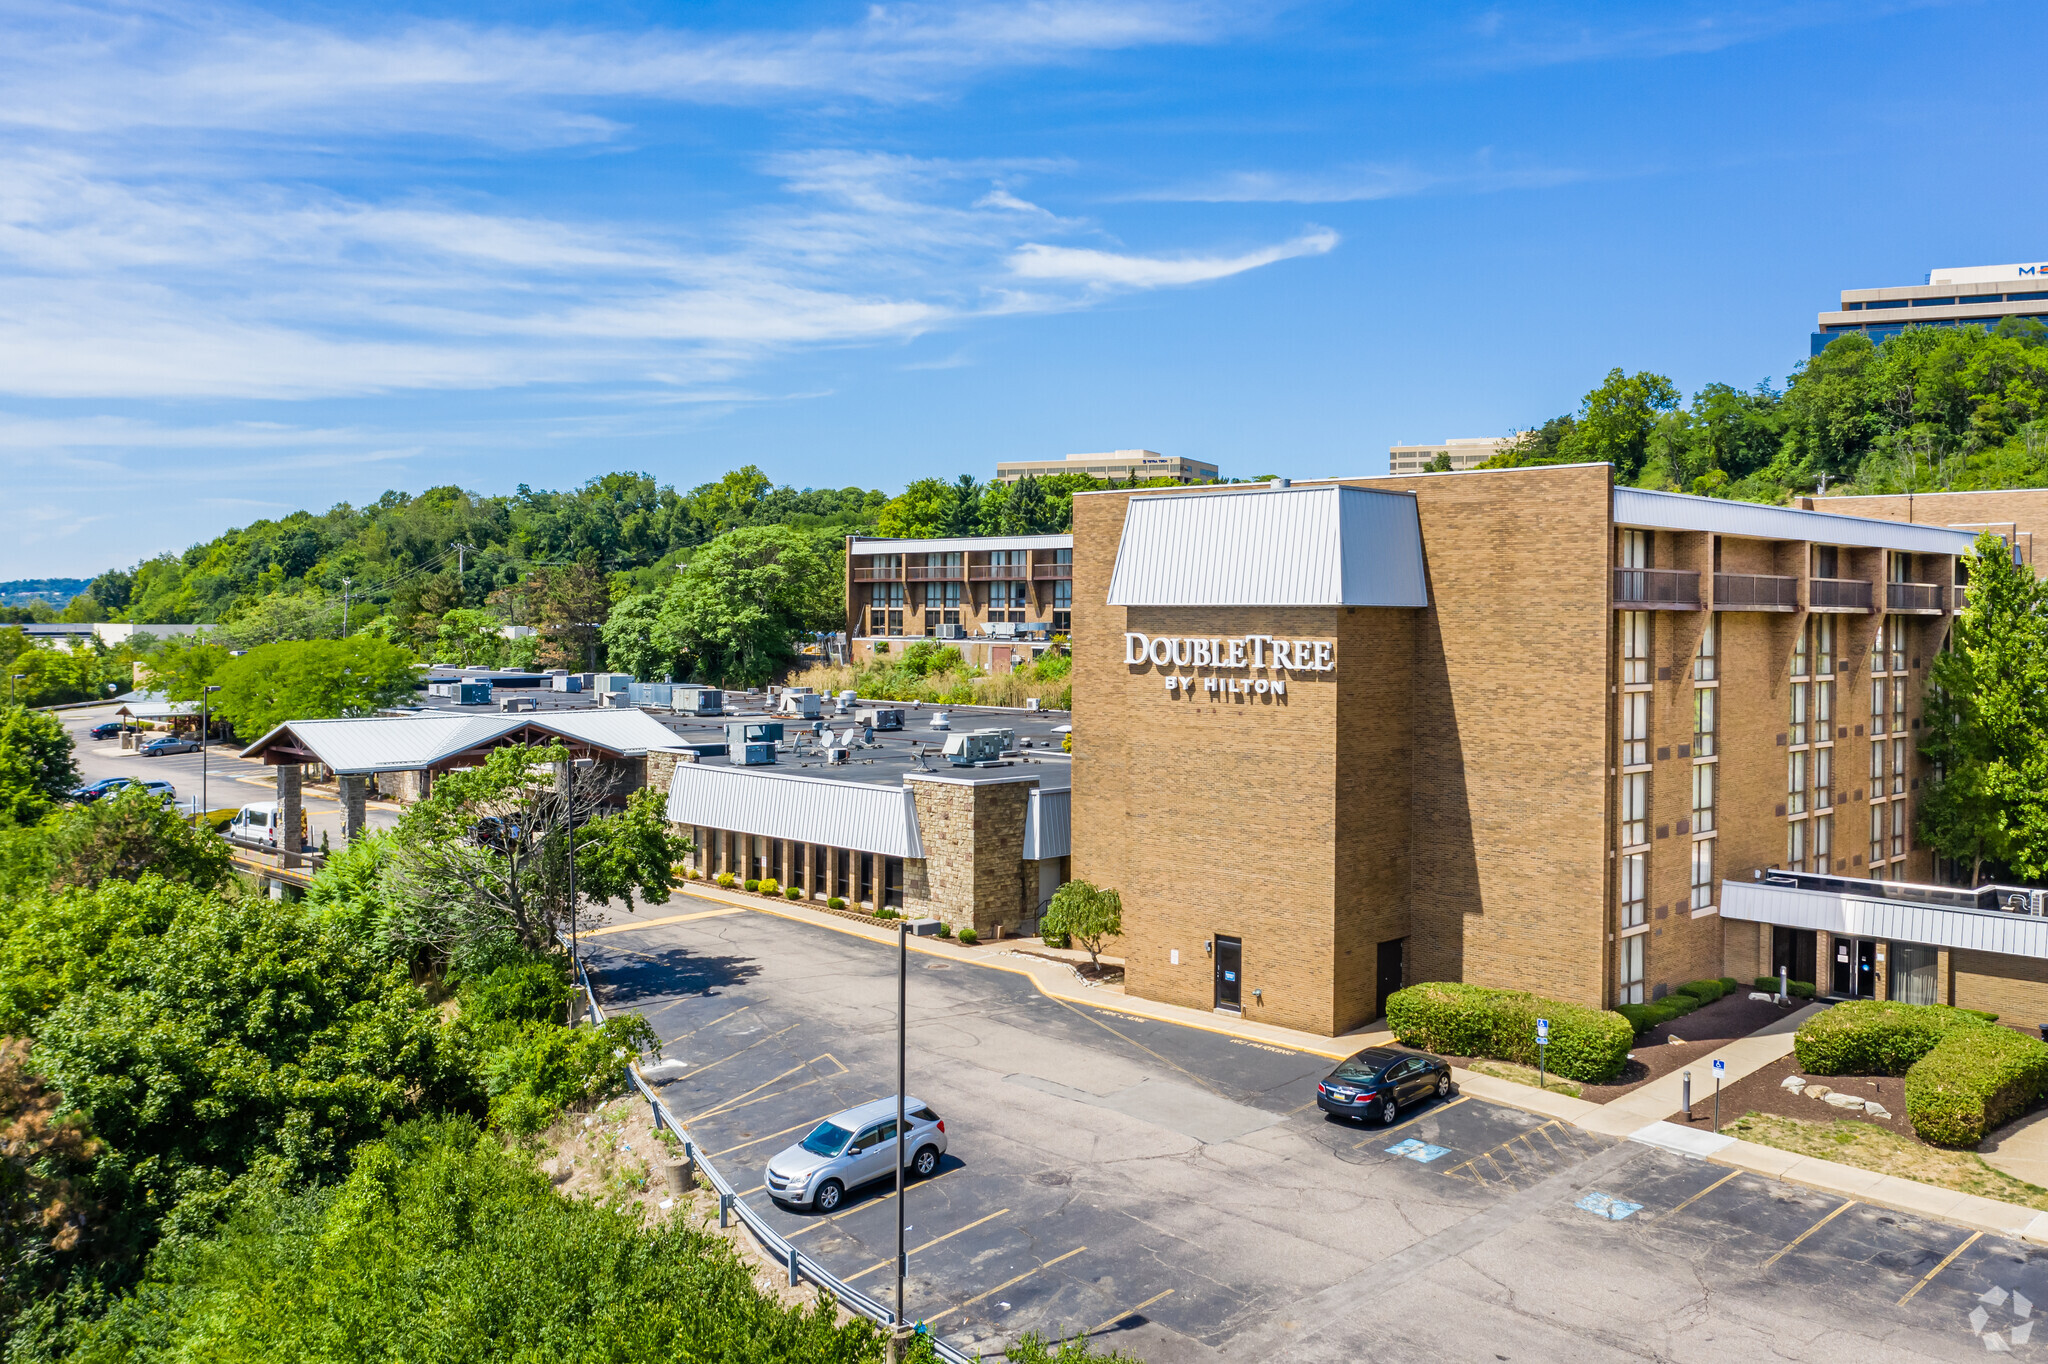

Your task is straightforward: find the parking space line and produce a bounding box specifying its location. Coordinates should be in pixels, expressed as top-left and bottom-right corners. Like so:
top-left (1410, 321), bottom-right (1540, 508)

top-left (1762, 1199), bottom-right (1856, 1269)
top-left (673, 1005), bottom-right (749, 1040)
top-left (1051, 998), bottom-right (1226, 1098)
top-left (1090, 1288), bottom-right (1175, 1335)
top-left (584, 908), bottom-right (743, 938)
top-left (1897, 1231), bottom-right (1982, 1305)
top-left (683, 1051), bottom-right (844, 1124)
top-left (784, 1170), bottom-right (959, 1236)
top-left (843, 1209), bottom-right (1011, 1283)
top-left (710, 1121), bottom-right (816, 1158)
top-left (1655, 1170), bottom-right (1739, 1223)
top-left (692, 1069), bottom-right (847, 1125)
top-left (676, 1023), bottom-right (800, 1084)
top-left (1350, 1095), bottom-right (1468, 1148)
top-left (925, 1246), bottom-right (1087, 1324)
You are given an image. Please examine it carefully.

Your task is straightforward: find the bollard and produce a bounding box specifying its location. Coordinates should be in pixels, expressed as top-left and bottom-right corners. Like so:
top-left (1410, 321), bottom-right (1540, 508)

top-left (719, 1193), bottom-right (732, 1228)
top-left (1779, 966), bottom-right (1789, 1006)
top-left (788, 1245), bottom-right (799, 1287)
top-left (664, 1157), bottom-right (692, 1196)
top-left (1682, 1070), bottom-right (1692, 1120)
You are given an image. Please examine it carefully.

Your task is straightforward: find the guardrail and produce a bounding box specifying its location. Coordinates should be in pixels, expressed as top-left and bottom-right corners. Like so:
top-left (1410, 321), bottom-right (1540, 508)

top-left (565, 942), bottom-right (976, 1362)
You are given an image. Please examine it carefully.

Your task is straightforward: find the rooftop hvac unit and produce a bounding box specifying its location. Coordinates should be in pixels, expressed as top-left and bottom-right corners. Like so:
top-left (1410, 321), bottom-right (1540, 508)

top-left (929, 711), bottom-right (951, 731)
top-left (456, 681), bottom-right (492, 706)
top-left (779, 691), bottom-right (822, 718)
top-left (827, 746), bottom-right (849, 766)
top-left (854, 707), bottom-right (902, 731)
top-left (551, 673), bottom-right (582, 693)
top-left (729, 741), bottom-right (776, 767)
top-left (935, 623), bottom-right (964, 639)
top-left (676, 687), bottom-right (723, 716)
top-left (987, 621), bottom-right (1017, 638)
top-left (724, 720), bottom-right (785, 749)
top-left (942, 728), bottom-right (1014, 766)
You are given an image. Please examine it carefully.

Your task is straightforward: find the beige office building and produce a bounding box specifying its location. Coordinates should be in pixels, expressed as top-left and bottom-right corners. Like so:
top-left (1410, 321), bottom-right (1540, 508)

top-left (995, 450), bottom-right (1218, 484)
top-left (1386, 437), bottom-right (1509, 477)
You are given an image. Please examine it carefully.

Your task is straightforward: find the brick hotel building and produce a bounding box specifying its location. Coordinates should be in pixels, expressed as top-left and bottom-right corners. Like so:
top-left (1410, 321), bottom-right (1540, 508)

top-left (1065, 465), bottom-right (2045, 1036)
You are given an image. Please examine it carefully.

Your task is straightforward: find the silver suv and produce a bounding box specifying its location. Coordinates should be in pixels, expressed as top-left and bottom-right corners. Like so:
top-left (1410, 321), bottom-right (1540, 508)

top-left (765, 1096), bottom-right (946, 1212)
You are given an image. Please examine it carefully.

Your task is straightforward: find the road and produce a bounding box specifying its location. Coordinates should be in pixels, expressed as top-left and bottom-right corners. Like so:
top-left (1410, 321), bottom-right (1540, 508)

top-left (56, 702), bottom-right (401, 847)
top-left (585, 899), bottom-right (2047, 1362)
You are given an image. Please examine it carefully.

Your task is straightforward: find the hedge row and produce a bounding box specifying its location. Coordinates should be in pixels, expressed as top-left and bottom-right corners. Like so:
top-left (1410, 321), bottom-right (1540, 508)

top-left (1753, 976), bottom-right (1818, 999)
top-left (1793, 1000), bottom-right (2048, 1147)
top-left (1616, 977), bottom-right (1744, 1033)
top-left (1385, 982), bottom-right (1633, 1083)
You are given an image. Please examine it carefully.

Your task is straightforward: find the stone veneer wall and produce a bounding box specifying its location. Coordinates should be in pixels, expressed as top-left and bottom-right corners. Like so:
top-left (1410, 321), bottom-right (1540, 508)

top-left (907, 776), bottom-right (1037, 937)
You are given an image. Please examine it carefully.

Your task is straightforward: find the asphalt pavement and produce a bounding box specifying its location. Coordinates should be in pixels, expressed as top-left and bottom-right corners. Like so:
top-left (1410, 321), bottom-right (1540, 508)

top-left (585, 899), bottom-right (2048, 1362)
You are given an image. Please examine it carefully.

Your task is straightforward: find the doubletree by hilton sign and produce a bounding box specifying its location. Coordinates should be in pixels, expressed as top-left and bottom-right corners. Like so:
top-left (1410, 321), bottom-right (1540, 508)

top-left (1124, 632), bottom-right (1333, 698)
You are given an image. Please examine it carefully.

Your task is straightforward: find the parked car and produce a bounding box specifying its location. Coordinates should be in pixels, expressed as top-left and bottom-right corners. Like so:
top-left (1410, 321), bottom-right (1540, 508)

top-left (141, 780), bottom-right (177, 804)
top-left (69, 776), bottom-right (134, 802)
top-left (87, 721), bottom-right (140, 740)
top-left (765, 1097), bottom-right (945, 1212)
top-left (1314, 1046), bottom-right (1454, 1124)
top-left (139, 735), bottom-right (201, 756)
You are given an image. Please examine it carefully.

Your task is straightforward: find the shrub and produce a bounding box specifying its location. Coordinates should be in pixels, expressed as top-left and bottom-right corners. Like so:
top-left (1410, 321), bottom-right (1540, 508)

top-left (757, 879), bottom-right (779, 897)
top-left (936, 922), bottom-right (952, 939)
top-left (783, 885), bottom-right (802, 900)
top-left (1754, 975), bottom-right (1817, 998)
top-left (1717, 976), bottom-right (1740, 993)
top-left (827, 896), bottom-right (846, 910)
top-left (958, 928), bottom-right (979, 945)
top-left (1041, 929), bottom-right (1070, 949)
top-left (1657, 990), bottom-right (1700, 1017)
top-left (1794, 1000), bottom-right (1996, 1075)
top-left (1384, 982), bottom-right (1633, 1083)
top-left (873, 907), bottom-right (896, 920)
top-left (741, 879), bottom-right (758, 893)
top-left (1676, 979), bottom-right (1726, 1004)
top-left (716, 872), bottom-right (735, 888)
top-left (1616, 1003), bottom-right (1663, 1033)
top-left (1906, 1025), bottom-right (2048, 1147)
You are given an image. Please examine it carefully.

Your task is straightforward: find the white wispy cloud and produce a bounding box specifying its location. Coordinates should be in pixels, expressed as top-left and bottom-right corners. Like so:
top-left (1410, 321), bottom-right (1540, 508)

top-left (1439, 0), bottom-right (1958, 74)
top-left (1131, 157), bottom-right (1593, 204)
top-left (1008, 229), bottom-right (1337, 287)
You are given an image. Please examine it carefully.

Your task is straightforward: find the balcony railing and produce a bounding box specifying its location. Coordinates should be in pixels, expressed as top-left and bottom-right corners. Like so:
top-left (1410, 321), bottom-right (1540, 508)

top-left (1808, 577), bottom-right (1873, 612)
top-left (1955, 584), bottom-right (1970, 612)
top-left (850, 565), bottom-right (902, 582)
top-left (904, 564), bottom-right (965, 582)
top-left (1613, 567), bottom-right (1700, 610)
top-left (1713, 572), bottom-right (1799, 611)
top-left (1032, 562), bottom-right (1074, 580)
top-left (970, 564), bottom-right (1029, 581)
top-left (1886, 581), bottom-right (1945, 613)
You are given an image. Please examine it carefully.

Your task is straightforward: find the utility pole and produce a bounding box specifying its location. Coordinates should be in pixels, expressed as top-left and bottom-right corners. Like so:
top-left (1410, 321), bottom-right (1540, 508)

top-left (7, 674), bottom-right (20, 706)
top-left (340, 577), bottom-right (352, 636)
top-left (894, 920), bottom-right (908, 1342)
top-left (199, 684), bottom-right (220, 820)
top-left (450, 544), bottom-right (475, 604)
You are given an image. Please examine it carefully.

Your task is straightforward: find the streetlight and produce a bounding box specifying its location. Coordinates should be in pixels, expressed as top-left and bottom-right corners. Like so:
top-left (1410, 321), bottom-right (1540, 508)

top-left (200, 685), bottom-right (222, 822)
top-left (562, 756), bottom-right (595, 1005)
top-left (8, 674), bottom-right (22, 706)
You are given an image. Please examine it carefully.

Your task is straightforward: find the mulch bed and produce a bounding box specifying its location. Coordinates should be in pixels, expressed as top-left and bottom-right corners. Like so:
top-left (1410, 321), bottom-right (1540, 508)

top-left (1010, 949), bottom-right (1124, 985)
top-left (1671, 1052), bottom-right (1918, 1141)
top-left (1576, 991), bottom-right (1810, 1104)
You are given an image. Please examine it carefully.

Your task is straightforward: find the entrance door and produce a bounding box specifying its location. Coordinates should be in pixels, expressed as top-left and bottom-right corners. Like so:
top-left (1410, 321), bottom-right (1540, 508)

top-left (1830, 937), bottom-right (1879, 998)
top-left (1375, 939), bottom-right (1405, 1020)
top-left (1772, 927), bottom-right (1816, 988)
top-left (1214, 936), bottom-right (1242, 1012)
top-left (1832, 937), bottom-right (1853, 996)
top-left (1857, 939), bottom-right (1878, 997)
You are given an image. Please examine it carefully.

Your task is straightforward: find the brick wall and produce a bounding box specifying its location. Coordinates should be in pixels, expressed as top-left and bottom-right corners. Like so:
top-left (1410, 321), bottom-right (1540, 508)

top-left (1802, 489), bottom-right (2048, 579)
top-left (1953, 948), bottom-right (2048, 1023)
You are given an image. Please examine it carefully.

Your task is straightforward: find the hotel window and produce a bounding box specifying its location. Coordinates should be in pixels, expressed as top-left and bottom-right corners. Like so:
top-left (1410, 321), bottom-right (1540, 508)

top-left (1871, 804), bottom-right (1886, 867)
top-left (1690, 838), bottom-right (1714, 911)
top-left (1892, 799), bottom-right (1907, 857)
top-left (1892, 737), bottom-right (1907, 794)
top-left (869, 583), bottom-right (905, 637)
top-left (1814, 812), bottom-right (1833, 868)
top-left (1621, 691), bottom-right (1649, 767)
top-left (1893, 675), bottom-right (1907, 729)
top-left (1890, 615), bottom-right (1907, 673)
top-left (1792, 621), bottom-right (1810, 677)
top-left (1620, 852), bottom-right (1647, 928)
top-left (1787, 750), bottom-right (1807, 815)
top-left (1814, 746), bottom-right (1832, 808)
top-left (1618, 934), bottom-right (1645, 1007)
top-left (1789, 682), bottom-right (1808, 747)
top-left (923, 581), bottom-right (961, 633)
top-left (1621, 772), bottom-right (1648, 847)
top-left (1814, 615), bottom-right (1835, 675)
top-left (1621, 611), bottom-right (1650, 685)
top-left (883, 857), bottom-right (905, 909)
top-left (1621, 528), bottom-right (1650, 569)
top-left (1051, 579), bottom-right (1072, 634)
top-left (1871, 738), bottom-right (1884, 784)
top-left (1787, 818), bottom-right (1807, 872)
top-left (858, 853), bottom-right (875, 905)
top-left (1692, 762), bottom-right (1715, 835)
top-left (1871, 678), bottom-right (1887, 735)
top-left (836, 848), bottom-right (852, 895)
top-left (1814, 677), bottom-right (1833, 735)
top-left (1693, 616), bottom-right (1717, 682)
top-left (1693, 686), bottom-right (1716, 758)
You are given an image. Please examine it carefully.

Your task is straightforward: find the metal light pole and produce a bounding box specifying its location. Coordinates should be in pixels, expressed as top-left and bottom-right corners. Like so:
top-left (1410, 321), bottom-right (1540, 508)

top-left (8, 674), bottom-right (21, 706)
top-left (895, 920), bottom-right (908, 1336)
top-left (563, 755), bottom-right (595, 1010)
top-left (200, 684), bottom-right (221, 822)
top-left (340, 577), bottom-right (353, 636)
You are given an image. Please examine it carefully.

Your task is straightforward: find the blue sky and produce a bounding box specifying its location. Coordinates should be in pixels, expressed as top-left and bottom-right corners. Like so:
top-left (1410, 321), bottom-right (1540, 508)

top-left (4, 0), bottom-right (2043, 578)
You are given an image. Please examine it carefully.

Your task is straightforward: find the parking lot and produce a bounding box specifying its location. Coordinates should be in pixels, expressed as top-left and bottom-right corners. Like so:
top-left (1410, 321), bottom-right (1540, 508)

top-left (587, 900), bottom-right (2048, 1362)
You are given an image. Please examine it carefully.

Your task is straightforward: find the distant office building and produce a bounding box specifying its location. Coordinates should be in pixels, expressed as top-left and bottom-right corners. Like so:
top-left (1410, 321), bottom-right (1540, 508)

top-left (1812, 260), bottom-right (2048, 355)
top-left (994, 450), bottom-right (1217, 484)
top-left (1387, 437), bottom-right (1509, 477)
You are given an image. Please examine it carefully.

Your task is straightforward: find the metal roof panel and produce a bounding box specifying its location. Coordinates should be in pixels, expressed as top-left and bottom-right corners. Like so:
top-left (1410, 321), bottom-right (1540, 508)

top-left (665, 763), bottom-right (925, 858)
top-left (1614, 487), bottom-right (1979, 554)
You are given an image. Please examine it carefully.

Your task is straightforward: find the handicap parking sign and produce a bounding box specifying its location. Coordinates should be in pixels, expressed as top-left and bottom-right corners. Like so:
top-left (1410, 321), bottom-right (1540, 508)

top-left (1536, 1017), bottom-right (1549, 1042)
top-left (1712, 1059), bottom-right (1725, 1076)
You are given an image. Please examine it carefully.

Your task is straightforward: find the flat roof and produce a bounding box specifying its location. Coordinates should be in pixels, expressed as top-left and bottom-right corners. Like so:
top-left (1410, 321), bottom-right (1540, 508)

top-left (848, 534), bottom-right (1072, 555)
top-left (1614, 486), bottom-right (1979, 554)
top-left (655, 703), bottom-right (1074, 789)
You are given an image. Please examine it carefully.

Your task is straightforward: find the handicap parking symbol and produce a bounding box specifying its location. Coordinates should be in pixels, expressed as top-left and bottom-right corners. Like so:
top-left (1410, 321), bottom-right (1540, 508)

top-left (1385, 1138), bottom-right (1451, 1164)
top-left (1574, 1191), bottom-right (1643, 1221)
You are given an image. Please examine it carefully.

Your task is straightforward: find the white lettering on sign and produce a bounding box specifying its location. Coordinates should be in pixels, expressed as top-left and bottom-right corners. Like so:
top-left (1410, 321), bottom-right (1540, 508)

top-left (1123, 632), bottom-right (1334, 673)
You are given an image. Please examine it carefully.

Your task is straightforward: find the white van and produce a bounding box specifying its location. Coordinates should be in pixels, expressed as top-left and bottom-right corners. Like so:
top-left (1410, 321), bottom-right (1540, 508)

top-left (229, 802), bottom-right (306, 850)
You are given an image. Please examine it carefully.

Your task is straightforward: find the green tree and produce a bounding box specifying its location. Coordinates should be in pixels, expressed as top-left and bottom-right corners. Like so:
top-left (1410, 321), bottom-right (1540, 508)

top-left (434, 607), bottom-right (502, 667)
top-left (649, 526), bottom-right (842, 687)
top-left (599, 591), bottom-right (671, 681)
top-left (210, 636), bottom-right (417, 740)
top-left (1920, 532), bottom-right (2048, 882)
top-left (145, 635), bottom-right (231, 702)
top-left (0, 706), bottom-right (79, 826)
top-left (875, 478), bottom-right (966, 538)
top-left (0, 876), bottom-right (198, 1036)
top-left (45, 784), bottom-right (234, 892)
top-left (1040, 880), bottom-right (1124, 969)
top-left (1560, 368), bottom-right (1681, 480)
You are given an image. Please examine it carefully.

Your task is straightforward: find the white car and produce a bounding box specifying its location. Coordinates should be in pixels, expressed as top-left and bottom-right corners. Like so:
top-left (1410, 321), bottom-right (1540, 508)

top-left (764, 1096), bottom-right (946, 1212)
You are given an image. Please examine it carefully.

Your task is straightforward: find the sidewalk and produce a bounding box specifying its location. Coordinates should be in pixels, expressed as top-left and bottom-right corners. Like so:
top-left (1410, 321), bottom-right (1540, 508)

top-left (624, 887), bottom-right (2048, 1244)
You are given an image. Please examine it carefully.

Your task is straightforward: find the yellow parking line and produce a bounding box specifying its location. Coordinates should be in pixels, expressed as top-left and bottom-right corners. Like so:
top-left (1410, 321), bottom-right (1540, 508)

top-left (675, 1024), bottom-right (798, 1086)
top-left (786, 1169), bottom-right (958, 1235)
top-left (1763, 1199), bottom-right (1856, 1269)
top-left (683, 1051), bottom-right (842, 1125)
top-left (1898, 1230), bottom-right (1981, 1305)
top-left (711, 1121), bottom-right (816, 1158)
top-left (584, 908), bottom-right (743, 938)
top-left (1091, 1288), bottom-right (1174, 1335)
top-left (1351, 1095), bottom-right (1468, 1148)
top-left (1657, 1170), bottom-right (1739, 1223)
top-left (925, 1247), bottom-right (1087, 1324)
top-left (843, 1209), bottom-right (1011, 1283)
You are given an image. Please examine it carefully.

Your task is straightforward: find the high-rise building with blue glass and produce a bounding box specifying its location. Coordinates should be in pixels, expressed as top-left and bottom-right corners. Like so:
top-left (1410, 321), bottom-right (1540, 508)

top-left (1812, 260), bottom-right (2048, 355)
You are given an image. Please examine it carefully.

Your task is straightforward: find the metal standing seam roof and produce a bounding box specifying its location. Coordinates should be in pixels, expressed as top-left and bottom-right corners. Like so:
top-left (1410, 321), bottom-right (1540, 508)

top-left (238, 708), bottom-right (689, 774)
top-left (1022, 786), bottom-right (1071, 861)
top-left (1106, 484), bottom-right (1428, 608)
top-left (665, 762), bottom-right (925, 859)
top-left (1613, 487), bottom-right (1980, 555)
top-left (1722, 880), bottom-right (2048, 959)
